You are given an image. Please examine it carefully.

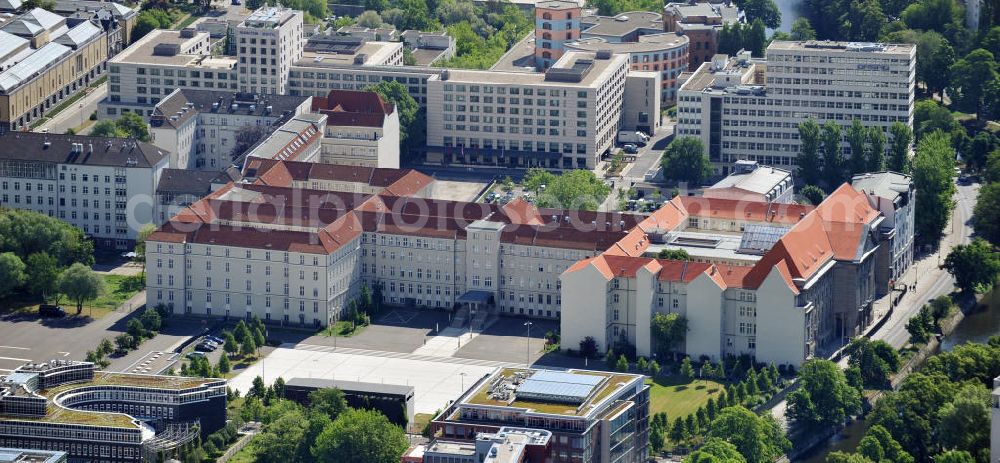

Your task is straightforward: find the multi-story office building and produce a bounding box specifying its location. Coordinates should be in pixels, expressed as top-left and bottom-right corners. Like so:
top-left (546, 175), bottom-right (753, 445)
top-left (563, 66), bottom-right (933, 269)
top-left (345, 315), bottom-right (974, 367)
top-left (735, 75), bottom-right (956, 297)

top-left (104, 29), bottom-right (238, 118)
top-left (147, 88), bottom-right (311, 170)
top-left (676, 41), bottom-right (916, 174)
top-left (310, 89), bottom-right (400, 168)
top-left (0, 10), bottom-right (108, 132)
top-left (562, 183), bottom-right (882, 367)
top-left (851, 171), bottom-right (915, 297)
top-left (0, 132), bottom-right (167, 249)
top-left (426, 50), bottom-right (629, 170)
top-left (432, 368), bottom-right (649, 463)
top-left (569, 11), bottom-right (689, 105)
top-left (663, 0), bottom-right (744, 69)
top-left (0, 360), bottom-right (226, 463)
top-left (534, 0), bottom-right (581, 69)
top-left (235, 6), bottom-right (304, 95)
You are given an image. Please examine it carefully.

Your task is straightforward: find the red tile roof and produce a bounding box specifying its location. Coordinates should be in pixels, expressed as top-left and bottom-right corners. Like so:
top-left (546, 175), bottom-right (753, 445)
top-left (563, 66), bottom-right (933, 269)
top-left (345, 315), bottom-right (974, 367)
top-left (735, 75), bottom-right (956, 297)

top-left (678, 196), bottom-right (814, 225)
top-left (311, 89), bottom-right (395, 128)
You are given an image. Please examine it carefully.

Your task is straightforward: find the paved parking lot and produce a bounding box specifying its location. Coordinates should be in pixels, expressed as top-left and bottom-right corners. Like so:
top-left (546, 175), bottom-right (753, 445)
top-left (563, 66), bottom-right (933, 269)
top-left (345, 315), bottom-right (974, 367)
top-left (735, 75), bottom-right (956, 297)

top-left (455, 317), bottom-right (558, 365)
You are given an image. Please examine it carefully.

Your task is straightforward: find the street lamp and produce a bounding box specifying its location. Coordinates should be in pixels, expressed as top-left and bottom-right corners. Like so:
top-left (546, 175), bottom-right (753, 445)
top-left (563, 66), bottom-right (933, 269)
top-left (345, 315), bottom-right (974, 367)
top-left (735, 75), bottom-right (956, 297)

top-left (459, 372), bottom-right (467, 392)
top-left (524, 321), bottom-right (533, 368)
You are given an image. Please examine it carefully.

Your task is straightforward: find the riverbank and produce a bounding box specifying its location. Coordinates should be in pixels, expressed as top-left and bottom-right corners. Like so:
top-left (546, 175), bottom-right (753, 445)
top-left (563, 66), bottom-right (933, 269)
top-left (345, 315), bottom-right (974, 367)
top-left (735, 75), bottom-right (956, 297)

top-left (791, 289), bottom-right (996, 462)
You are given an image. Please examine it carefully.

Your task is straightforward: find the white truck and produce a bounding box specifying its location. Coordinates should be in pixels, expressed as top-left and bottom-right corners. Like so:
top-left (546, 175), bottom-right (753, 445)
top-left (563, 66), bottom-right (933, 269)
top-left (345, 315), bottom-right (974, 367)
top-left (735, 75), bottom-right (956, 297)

top-left (617, 130), bottom-right (650, 145)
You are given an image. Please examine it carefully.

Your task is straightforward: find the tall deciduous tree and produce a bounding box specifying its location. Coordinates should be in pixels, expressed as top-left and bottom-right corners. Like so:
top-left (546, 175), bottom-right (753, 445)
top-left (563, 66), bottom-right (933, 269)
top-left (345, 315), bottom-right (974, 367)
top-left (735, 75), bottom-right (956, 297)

top-left (311, 408), bottom-right (408, 463)
top-left (889, 122), bottom-right (912, 173)
top-left (936, 383), bottom-right (991, 457)
top-left (847, 119), bottom-right (869, 178)
top-left (821, 121), bottom-right (843, 187)
top-left (911, 131), bottom-right (956, 245)
top-left (651, 312), bottom-right (688, 358)
top-left (790, 18), bottom-right (816, 40)
top-left (972, 182), bottom-right (1000, 246)
top-left (707, 406), bottom-right (790, 463)
top-left (58, 263), bottom-right (105, 314)
top-left (949, 49), bottom-right (999, 123)
top-left (787, 359), bottom-right (861, 429)
top-left (0, 252), bottom-right (26, 298)
top-left (867, 127), bottom-right (887, 172)
top-left (684, 437), bottom-right (748, 463)
top-left (797, 118), bottom-right (822, 186)
top-left (25, 252), bottom-right (58, 300)
top-left (942, 238), bottom-right (1000, 294)
top-left (662, 136), bottom-right (712, 186)
top-left (741, 0), bottom-right (781, 28)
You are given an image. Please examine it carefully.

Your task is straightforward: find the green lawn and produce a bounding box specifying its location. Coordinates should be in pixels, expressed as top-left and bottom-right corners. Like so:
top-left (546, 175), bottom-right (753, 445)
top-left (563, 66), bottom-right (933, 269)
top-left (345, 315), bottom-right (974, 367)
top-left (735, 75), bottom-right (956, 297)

top-left (647, 376), bottom-right (725, 420)
top-left (88, 274), bottom-right (144, 311)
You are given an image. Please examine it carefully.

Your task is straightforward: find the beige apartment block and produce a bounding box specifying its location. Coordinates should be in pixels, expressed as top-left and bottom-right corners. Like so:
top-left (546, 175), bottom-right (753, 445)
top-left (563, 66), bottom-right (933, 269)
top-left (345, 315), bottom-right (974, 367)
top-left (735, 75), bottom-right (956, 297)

top-left (236, 7), bottom-right (304, 95)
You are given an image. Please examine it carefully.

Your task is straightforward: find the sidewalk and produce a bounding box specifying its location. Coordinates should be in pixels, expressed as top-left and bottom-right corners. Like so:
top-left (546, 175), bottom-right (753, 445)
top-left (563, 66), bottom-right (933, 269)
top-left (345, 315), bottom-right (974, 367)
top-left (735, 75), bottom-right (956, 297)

top-left (411, 327), bottom-right (477, 357)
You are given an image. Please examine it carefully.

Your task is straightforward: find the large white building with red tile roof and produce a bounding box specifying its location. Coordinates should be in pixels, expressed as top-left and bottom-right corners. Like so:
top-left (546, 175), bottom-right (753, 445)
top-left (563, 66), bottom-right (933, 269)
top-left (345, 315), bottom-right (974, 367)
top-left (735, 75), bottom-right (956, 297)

top-left (146, 160), bottom-right (888, 366)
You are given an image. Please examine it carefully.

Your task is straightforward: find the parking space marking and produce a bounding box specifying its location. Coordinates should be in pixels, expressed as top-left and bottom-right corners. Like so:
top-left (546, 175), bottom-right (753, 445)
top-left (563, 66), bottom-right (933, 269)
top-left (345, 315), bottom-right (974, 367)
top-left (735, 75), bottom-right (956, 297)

top-left (0, 356), bottom-right (31, 363)
top-left (378, 310), bottom-right (418, 325)
top-left (57, 352), bottom-right (70, 357)
top-left (0, 346), bottom-right (29, 350)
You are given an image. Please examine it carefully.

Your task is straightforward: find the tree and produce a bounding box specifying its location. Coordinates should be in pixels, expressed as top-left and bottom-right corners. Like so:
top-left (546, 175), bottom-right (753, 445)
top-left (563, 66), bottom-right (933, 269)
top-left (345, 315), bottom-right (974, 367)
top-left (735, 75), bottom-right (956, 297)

top-left (0, 252), bottom-right (26, 298)
top-left (867, 127), bottom-right (887, 172)
top-left (800, 185), bottom-right (825, 205)
top-left (234, 320), bottom-right (251, 343)
top-left (889, 122), bottom-right (913, 173)
top-left (986, 149), bottom-right (1000, 183)
top-left (886, 30), bottom-right (956, 100)
top-left (790, 17), bottom-right (816, 40)
top-left (973, 182), bottom-right (1000, 246)
top-left (19, 0), bottom-right (56, 10)
top-left (273, 377), bottom-right (286, 398)
top-left (669, 416), bottom-right (688, 442)
top-left (934, 450), bottom-right (975, 463)
top-left (741, 0), bottom-right (781, 28)
top-left (615, 354), bottom-right (629, 372)
top-left (680, 357), bottom-right (695, 380)
top-left (223, 332), bottom-right (238, 357)
top-left (797, 119), bottom-right (822, 186)
top-left (127, 318), bottom-right (145, 340)
top-left (914, 100), bottom-right (958, 140)
top-left (657, 249), bottom-right (691, 260)
top-left (115, 112), bottom-right (150, 142)
top-left (662, 137), bottom-right (712, 186)
top-left (115, 333), bottom-right (134, 352)
top-left (254, 327), bottom-right (266, 351)
top-left (90, 120), bottom-right (123, 138)
top-left (846, 338), bottom-right (900, 389)
top-left (241, 336), bottom-right (257, 358)
top-left (821, 121), bottom-right (843, 187)
top-left (356, 10), bottom-right (383, 28)
top-left (745, 19), bottom-right (767, 57)
top-left (217, 355), bottom-right (231, 374)
top-left (579, 336), bottom-right (599, 358)
top-left (22, 252), bottom-right (57, 299)
top-left (650, 425), bottom-right (665, 454)
top-left (651, 312), bottom-right (688, 358)
top-left (902, 0), bottom-right (966, 37)
top-left (949, 49), bottom-right (999, 123)
top-left (912, 131), bottom-right (956, 245)
top-left (309, 387), bottom-right (348, 419)
top-left (58, 263), bottom-right (105, 314)
top-left (936, 383), bottom-right (991, 458)
top-left (847, 119), bottom-right (869, 178)
top-left (535, 170), bottom-right (611, 210)
top-left (967, 132), bottom-right (996, 172)
top-left (650, 359), bottom-right (662, 377)
top-left (139, 307), bottom-right (161, 332)
top-left (707, 406), bottom-right (790, 463)
top-left (826, 452), bottom-right (874, 463)
top-left (841, 0), bottom-right (886, 41)
top-left (637, 357), bottom-right (649, 373)
top-left (311, 408), bottom-right (408, 463)
top-left (255, 408), bottom-right (309, 463)
top-left (861, 425), bottom-right (913, 463)
top-left (684, 437), bottom-right (748, 463)
top-left (787, 359), bottom-right (861, 429)
top-left (942, 238), bottom-right (1000, 293)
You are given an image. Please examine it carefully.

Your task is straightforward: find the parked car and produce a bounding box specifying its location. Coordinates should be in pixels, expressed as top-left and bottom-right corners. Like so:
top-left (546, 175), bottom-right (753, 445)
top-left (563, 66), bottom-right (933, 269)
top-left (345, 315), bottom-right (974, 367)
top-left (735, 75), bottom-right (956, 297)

top-left (622, 144), bottom-right (639, 154)
top-left (187, 351), bottom-right (207, 359)
top-left (39, 304), bottom-right (65, 317)
top-left (205, 335), bottom-right (224, 344)
top-left (194, 343), bottom-right (216, 352)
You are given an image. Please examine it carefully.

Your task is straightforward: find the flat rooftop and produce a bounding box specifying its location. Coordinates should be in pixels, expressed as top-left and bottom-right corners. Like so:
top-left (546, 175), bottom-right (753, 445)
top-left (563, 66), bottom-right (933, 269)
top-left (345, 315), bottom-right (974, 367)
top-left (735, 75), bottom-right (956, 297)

top-left (569, 32), bottom-right (688, 54)
top-left (448, 51), bottom-right (627, 87)
top-left (111, 29), bottom-right (236, 68)
top-left (767, 40), bottom-right (916, 55)
top-left (708, 164), bottom-right (790, 194)
top-left (580, 11), bottom-right (662, 38)
top-left (297, 41), bottom-right (401, 67)
top-left (648, 230), bottom-right (762, 263)
top-left (464, 368), bottom-right (641, 417)
top-left (680, 57), bottom-right (762, 93)
top-left (0, 447), bottom-right (66, 463)
top-left (240, 6), bottom-right (296, 28)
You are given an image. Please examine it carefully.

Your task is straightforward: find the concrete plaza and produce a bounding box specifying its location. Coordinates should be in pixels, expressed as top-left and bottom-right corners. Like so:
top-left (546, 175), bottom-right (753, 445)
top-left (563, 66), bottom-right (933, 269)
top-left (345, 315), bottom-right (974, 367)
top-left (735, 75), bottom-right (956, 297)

top-left (228, 344), bottom-right (510, 414)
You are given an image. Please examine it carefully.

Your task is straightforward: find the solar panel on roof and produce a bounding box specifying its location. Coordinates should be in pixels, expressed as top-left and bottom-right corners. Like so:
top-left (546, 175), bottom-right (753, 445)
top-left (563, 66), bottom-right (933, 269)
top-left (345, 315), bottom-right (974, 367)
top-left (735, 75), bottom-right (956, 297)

top-left (515, 371), bottom-right (606, 404)
top-left (738, 224), bottom-right (789, 255)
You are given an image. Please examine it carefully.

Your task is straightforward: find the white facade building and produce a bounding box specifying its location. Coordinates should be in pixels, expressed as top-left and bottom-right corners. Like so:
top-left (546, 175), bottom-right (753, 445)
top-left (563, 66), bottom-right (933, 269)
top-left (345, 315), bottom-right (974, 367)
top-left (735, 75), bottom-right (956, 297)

top-left (0, 132), bottom-right (167, 249)
top-left (676, 41), bottom-right (916, 175)
top-left (148, 88), bottom-right (311, 170)
top-left (310, 89), bottom-right (400, 168)
top-left (236, 6), bottom-right (304, 95)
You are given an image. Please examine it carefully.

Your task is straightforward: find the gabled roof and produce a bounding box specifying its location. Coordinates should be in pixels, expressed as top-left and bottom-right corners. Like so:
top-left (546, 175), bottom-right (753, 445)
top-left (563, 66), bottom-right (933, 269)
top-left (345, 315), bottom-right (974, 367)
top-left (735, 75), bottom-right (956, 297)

top-left (54, 21), bottom-right (102, 49)
top-left (502, 198), bottom-right (544, 226)
top-left (0, 42), bottom-right (71, 92)
top-left (311, 89), bottom-right (395, 128)
top-left (678, 196), bottom-right (813, 225)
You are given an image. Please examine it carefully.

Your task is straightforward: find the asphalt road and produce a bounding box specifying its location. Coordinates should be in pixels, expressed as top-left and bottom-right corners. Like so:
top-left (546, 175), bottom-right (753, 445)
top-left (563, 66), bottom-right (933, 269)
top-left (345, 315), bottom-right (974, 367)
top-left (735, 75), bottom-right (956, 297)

top-left (36, 83), bottom-right (106, 135)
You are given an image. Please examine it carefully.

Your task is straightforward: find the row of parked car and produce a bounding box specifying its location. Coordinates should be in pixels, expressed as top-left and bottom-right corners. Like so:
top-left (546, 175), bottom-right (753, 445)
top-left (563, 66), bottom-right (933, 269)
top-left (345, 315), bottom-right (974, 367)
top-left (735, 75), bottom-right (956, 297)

top-left (187, 334), bottom-right (225, 359)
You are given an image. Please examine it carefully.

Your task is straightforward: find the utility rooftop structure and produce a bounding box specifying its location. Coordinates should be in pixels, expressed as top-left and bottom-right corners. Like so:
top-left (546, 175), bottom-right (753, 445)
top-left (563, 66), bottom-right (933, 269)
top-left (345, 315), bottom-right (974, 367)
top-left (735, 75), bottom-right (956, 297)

top-left (0, 448), bottom-right (66, 463)
top-left (704, 160), bottom-right (793, 203)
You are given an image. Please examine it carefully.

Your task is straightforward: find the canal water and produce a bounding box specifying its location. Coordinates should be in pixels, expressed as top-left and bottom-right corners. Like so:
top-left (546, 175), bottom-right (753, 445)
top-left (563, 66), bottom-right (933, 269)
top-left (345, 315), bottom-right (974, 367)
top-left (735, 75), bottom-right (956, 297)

top-left (794, 290), bottom-right (1000, 463)
top-left (773, 0), bottom-right (802, 32)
